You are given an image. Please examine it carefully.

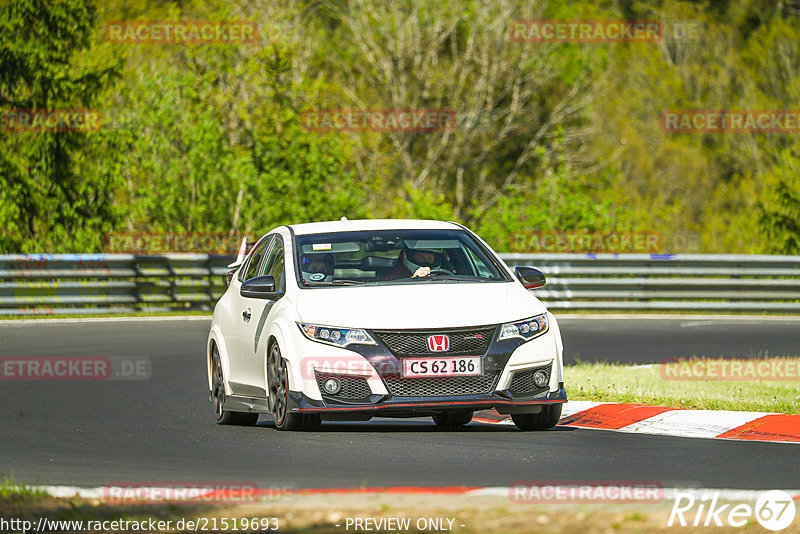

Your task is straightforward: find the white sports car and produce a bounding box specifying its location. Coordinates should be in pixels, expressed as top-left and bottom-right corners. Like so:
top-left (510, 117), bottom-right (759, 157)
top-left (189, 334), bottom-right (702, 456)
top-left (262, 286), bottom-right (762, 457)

top-left (206, 219), bottom-right (566, 431)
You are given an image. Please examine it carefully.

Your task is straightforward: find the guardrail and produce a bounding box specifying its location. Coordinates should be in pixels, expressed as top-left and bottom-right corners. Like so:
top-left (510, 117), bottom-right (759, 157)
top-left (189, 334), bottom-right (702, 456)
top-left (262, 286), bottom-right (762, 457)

top-left (0, 254), bottom-right (231, 316)
top-left (501, 254), bottom-right (800, 312)
top-left (0, 253), bottom-right (798, 315)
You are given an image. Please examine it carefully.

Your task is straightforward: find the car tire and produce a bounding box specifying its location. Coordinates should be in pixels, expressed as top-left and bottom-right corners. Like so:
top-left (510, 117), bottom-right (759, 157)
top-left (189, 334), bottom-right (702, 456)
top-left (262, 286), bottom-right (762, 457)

top-left (511, 403), bottom-right (563, 431)
top-left (267, 342), bottom-right (321, 431)
top-left (211, 345), bottom-right (259, 426)
top-left (432, 410), bottom-right (473, 428)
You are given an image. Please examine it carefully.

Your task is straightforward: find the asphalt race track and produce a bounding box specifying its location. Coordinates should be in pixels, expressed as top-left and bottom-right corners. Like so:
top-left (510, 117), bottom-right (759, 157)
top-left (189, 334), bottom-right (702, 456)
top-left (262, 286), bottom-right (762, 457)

top-left (558, 315), bottom-right (800, 364)
top-left (0, 316), bottom-right (798, 490)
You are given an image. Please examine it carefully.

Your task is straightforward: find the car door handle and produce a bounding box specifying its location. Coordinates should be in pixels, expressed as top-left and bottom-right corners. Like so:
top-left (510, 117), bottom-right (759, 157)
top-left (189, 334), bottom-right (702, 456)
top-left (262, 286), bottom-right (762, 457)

top-left (242, 309), bottom-right (251, 322)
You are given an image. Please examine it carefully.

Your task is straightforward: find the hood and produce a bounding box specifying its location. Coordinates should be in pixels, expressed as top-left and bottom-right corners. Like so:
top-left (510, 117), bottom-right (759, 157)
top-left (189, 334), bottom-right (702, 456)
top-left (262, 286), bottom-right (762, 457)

top-left (294, 281), bottom-right (545, 329)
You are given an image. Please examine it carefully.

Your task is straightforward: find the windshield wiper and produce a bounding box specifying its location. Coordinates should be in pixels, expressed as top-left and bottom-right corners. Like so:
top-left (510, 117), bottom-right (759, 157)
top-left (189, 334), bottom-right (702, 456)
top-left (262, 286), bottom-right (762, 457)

top-left (371, 275), bottom-right (494, 285)
top-left (430, 272), bottom-right (488, 280)
top-left (304, 279), bottom-right (364, 286)
top-left (403, 275), bottom-right (464, 282)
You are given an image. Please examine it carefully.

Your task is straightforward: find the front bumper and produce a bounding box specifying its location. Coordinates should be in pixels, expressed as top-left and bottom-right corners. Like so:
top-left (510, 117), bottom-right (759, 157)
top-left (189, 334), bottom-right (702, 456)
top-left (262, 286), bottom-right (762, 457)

top-left (289, 314), bottom-right (567, 416)
top-left (287, 383), bottom-right (567, 417)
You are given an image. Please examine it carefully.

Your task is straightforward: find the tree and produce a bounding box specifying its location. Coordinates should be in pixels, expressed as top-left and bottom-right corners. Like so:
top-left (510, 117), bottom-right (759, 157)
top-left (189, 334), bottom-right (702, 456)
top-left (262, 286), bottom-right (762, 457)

top-left (759, 149), bottom-right (800, 254)
top-left (0, 0), bottom-right (121, 252)
top-left (112, 29), bottom-right (366, 238)
top-left (314, 0), bottom-right (602, 225)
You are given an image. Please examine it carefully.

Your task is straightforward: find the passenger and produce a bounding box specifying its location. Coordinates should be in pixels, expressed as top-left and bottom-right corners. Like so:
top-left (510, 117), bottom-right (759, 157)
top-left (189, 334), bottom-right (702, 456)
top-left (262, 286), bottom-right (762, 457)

top-left (301, 254), bottom-right (335, 282)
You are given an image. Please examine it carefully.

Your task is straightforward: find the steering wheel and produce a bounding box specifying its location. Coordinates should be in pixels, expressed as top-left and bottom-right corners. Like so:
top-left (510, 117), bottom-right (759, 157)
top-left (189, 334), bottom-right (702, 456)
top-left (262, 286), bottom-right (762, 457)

top-left (429, 268), bottom-right (455, 276)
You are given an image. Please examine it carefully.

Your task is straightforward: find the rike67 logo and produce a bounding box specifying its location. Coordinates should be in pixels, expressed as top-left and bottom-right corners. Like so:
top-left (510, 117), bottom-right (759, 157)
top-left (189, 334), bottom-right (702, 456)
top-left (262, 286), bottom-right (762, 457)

top-left (669, 490), bottom-right (796, 531)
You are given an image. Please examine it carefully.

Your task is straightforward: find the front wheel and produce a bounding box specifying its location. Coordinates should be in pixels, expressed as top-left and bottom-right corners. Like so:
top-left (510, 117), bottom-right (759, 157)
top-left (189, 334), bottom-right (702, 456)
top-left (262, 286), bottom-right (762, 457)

top-left (211, 346), bottom-right (258, 426)
top-left (511, 403), bottom-right (562, 431)
top-left (267, 343), bottom-right (321, 431)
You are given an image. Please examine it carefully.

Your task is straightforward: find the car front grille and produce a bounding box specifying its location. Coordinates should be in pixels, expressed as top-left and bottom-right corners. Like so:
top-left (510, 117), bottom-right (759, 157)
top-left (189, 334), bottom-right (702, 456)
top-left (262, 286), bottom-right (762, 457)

top-left (372, 326), bottom-right (496, 356)
top-left (383, 372), bottom-right (499, 397)
top-left (508, 363), bottom-right (552, 395)
top-left (315, 372), bottom-right (372, 399)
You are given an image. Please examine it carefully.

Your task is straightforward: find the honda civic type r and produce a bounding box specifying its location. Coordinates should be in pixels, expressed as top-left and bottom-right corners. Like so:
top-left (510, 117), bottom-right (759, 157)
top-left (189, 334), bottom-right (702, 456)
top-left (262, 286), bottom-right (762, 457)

top-left (206, 219), bottom-right (567, 431)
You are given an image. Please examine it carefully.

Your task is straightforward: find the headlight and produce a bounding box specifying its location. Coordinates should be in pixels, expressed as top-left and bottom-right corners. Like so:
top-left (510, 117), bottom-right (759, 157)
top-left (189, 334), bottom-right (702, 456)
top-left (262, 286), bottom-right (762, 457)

top-left (498, 313), bottom-right (549, 342)
top-left (298, 323), bottom-right (377, 347)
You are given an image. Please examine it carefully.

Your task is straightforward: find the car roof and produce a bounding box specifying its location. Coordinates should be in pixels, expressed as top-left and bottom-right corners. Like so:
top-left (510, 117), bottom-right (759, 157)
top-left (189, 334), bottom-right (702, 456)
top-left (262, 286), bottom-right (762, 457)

top-left (288, 219), bottom-right (462, 236)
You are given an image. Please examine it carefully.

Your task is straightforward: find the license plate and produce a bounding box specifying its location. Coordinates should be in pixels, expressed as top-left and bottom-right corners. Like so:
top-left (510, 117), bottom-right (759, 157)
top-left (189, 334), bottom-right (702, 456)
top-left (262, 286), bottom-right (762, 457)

top-left (402, 356), bottom-right (482, 378)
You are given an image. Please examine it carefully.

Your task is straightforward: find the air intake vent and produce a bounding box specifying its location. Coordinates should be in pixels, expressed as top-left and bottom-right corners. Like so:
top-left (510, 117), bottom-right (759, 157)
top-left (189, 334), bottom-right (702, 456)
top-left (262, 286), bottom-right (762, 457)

top-left (384, 372), bottom-right (499, 397)
top-left (373, 327), bottom-right (495, 356)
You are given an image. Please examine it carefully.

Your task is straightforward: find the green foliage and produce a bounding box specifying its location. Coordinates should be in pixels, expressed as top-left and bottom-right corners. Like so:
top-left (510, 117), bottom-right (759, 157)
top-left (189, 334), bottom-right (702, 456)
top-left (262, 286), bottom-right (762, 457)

top-left (470, 139), bottom-right (636, 251)
top-left (1, 0), bottom-right (799, 253)
top-left (390, 185), bottom-right (457, 222)
top-left (0, 0), bottom-right (122, 252)
top-left (112, 42), bottom-right (365, 239)
top-left (759, 150), bottom-right (800, 254)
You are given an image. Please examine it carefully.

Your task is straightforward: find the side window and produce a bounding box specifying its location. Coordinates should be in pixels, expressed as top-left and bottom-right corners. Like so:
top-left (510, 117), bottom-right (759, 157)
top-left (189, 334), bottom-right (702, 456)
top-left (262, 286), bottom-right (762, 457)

top-left (260, 238), bottom-right (286, 292)
top-left (240, 237), bottom-right (273, 282)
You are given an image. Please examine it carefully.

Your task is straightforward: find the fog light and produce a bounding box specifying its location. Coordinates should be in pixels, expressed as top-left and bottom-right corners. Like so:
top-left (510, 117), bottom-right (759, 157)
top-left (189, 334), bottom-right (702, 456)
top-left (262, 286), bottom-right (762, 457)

top-left (323, 378), bottom-right (341, 395)
top-left (533, 370), bottom-right (549, 387)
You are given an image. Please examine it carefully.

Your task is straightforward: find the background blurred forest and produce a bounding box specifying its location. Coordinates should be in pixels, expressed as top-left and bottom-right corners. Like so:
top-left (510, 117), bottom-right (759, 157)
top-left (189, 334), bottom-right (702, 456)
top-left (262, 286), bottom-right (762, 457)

top-left (1, 0), bottom-right (799, 254)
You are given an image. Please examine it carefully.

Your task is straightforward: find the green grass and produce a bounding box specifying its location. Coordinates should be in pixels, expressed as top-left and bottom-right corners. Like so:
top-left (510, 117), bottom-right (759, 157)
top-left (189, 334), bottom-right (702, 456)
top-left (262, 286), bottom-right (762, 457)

top-left (567, 358), bottom-right (800, 414)
top-left (0, 476), bottom-right (47, 499)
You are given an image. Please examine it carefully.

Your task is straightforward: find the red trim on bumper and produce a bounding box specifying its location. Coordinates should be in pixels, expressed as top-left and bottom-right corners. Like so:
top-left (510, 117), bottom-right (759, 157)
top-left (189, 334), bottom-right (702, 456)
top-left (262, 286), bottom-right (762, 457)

top-left (295, 397), bottom-right (566, 412)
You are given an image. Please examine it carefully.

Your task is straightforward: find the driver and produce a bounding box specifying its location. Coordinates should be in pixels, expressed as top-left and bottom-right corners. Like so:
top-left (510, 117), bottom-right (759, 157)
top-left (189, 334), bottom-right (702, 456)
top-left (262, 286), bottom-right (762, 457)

top-left (300, 253), bottom-right (335, 282)
top-left (385, 248), bottom-right (439, 280)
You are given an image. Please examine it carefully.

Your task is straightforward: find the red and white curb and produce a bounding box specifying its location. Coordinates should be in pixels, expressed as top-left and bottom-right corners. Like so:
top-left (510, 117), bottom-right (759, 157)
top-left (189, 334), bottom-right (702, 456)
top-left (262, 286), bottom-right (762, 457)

top-left (474, 402), bottom-right (800, 444)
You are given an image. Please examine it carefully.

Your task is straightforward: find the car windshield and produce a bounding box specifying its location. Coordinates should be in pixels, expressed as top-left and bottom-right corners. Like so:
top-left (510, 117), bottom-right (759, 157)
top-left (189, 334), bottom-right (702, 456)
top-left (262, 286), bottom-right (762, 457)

top-left (294, 229), bottom-right (507, 286)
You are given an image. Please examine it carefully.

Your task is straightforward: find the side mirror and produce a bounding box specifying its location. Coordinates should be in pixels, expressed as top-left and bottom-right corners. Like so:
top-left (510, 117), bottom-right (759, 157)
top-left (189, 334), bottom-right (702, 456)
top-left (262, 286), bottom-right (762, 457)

top-left (515, 266), bottom-right (546, 289)
top-left (240, 275), bottom-right (281, 299)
